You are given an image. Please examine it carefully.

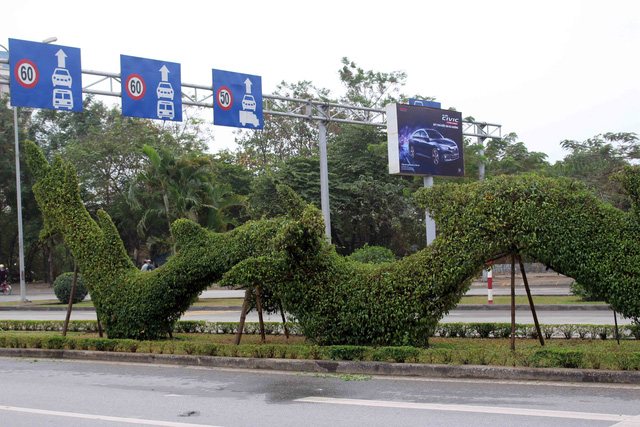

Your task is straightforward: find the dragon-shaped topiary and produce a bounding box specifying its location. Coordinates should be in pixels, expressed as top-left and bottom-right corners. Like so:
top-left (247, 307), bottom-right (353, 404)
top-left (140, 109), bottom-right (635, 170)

top-left (26, 140), bottom-right (640, 345)
top-left (25, 140), bottom-right (324, 340)
top-left (223, 169), bottom-right (640, 346)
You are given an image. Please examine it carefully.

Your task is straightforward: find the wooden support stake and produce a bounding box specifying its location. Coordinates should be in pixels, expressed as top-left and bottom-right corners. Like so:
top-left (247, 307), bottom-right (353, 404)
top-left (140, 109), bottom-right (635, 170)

top-left (279, 301), bottom-right (290, 339)
top-left (234, 288), bottom-right (251, 345)
top-left (62, 263), bottom-right (79, 337)
top-left (255, 286), bottom-right (266, 343)
top-left (614, 310), bottom-right (621, 345)
top-left (97, 317), bottom-right (104, 338)
top-left (510, 253), bottom-right (516, 351)
top-left (517, 254), bottom-right (544, 346)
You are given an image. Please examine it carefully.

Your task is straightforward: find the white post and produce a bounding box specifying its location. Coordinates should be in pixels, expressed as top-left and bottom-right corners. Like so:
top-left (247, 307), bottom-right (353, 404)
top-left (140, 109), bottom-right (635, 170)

top-left (318, 108), bottom-right (331, 241)
top-left (14, 106), bottom-right (27, 302)
top-left (424, 175), bottom-right (436, 245)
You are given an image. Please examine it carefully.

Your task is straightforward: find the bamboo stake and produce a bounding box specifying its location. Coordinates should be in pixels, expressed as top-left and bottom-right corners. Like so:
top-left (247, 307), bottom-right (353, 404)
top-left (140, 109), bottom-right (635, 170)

top-left (255, 287), bottom-right (266, 343)
top-left (279, 301), bottom-right (290, 339)
top-left (62, 263), bottom-right (79, 337)
top-left (510, 253), bottom-right (516, 351)
top-left (234, 288), bottom-right (251, 345)
top-left (517, 254), bottom-right (544, 346)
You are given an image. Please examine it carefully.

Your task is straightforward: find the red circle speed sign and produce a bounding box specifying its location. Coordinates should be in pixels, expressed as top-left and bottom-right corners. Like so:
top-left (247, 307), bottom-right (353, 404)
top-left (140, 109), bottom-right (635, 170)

top-left (125, 74), bottom-right (146, 100)
top-left (15, 59), bottom-right (39, 89)
top-left (216, 86), bottom-right (233, 111)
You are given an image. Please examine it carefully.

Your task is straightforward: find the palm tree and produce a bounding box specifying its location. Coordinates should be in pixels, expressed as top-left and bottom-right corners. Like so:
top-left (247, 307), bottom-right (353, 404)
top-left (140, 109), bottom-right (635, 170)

top-left (128, 146), bottom-right (246, 255)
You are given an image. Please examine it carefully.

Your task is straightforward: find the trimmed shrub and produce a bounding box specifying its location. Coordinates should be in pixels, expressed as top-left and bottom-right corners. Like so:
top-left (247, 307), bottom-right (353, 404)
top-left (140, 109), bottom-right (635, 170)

top-left (531, 349), bottom-right (584, 369)
top-left (323, 345), bottom-right (370, 361)
top-left (372, 346), bottom-right (420, 363)
top-left (470, 322), bottom-right (495, 338)
top-left (347, 244), bottom-right (396, 264)
top-left (53, 272), bottom-right (88, 304)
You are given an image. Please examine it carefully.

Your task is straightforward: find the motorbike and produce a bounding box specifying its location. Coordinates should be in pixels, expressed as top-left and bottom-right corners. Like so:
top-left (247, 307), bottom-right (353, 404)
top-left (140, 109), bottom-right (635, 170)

top-left (0, 281), bottom-right (12, 295)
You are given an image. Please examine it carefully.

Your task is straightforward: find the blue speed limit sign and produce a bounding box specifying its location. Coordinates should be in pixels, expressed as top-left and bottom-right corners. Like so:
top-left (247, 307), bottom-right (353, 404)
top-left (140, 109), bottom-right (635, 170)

top-left (121, 55), bottom-right (182, 121)
top-left (212, 69), bottom-right (263, 129)
top-left (9, 38), bottom-right (83, 111)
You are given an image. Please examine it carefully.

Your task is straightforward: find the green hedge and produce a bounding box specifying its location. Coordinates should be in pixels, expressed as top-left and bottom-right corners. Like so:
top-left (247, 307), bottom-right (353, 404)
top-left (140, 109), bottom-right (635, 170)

top-left (1, 320), bottom-right (637, 341)
top-left (1, 333), bottom-right (639, 371)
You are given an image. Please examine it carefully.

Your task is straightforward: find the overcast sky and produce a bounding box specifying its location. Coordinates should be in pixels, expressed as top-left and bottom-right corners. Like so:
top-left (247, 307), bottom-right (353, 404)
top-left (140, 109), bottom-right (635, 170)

top-left (3, 0), bottom-right (639, 163)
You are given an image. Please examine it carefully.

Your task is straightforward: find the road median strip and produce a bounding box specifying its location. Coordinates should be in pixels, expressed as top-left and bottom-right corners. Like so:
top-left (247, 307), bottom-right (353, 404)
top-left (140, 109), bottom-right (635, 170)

top-left (2, 347), bottom-right (640, 385)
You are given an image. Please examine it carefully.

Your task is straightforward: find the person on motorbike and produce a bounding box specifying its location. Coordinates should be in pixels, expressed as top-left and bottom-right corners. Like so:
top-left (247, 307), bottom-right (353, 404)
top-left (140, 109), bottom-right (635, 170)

top-left (0, 264), bottom-right (7, 291)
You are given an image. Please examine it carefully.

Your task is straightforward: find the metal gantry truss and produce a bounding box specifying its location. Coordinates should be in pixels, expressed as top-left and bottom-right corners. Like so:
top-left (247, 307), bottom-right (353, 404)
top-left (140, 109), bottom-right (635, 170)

top-left (0, 61), bottom-right (502, 240)
top-left (1, 61), bottom-right (501, 137)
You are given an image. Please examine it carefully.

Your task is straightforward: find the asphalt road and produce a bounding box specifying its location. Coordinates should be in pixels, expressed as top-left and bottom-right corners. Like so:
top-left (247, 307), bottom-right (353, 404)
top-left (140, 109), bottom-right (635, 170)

top-left (0, 306), bottom-right (630, 325)
top-left (2, 357), bottom-right (640, 427)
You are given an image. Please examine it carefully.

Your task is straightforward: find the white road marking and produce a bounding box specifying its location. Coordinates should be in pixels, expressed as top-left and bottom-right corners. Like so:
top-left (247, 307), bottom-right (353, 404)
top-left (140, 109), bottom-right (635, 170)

top-left (295, 397), bottom-right (640, 424)
top-left (0, 405), bottom-right (221, 427)
top-left (613, 416), bottom-right (640, 427)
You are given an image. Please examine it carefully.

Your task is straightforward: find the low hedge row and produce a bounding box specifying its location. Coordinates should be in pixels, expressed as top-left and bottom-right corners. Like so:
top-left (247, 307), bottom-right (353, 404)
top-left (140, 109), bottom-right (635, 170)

top-left (1, 334), bottom-right (639, 371)
top-left (2, 320), bottom-right (638, 340)
top-left (0, 320), bottom-right (301, 335)
top-left (436, 323), bottom-right (640, 340)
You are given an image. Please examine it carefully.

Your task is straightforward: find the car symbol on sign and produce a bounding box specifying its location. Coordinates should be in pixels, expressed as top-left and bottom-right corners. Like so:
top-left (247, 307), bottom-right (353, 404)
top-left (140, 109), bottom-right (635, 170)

top-left (157, 82), bottom-right (174, 100)
top-left (242, 94), bottom-right (256, 111)
top-left (52, 68), bottom-right (72, 88)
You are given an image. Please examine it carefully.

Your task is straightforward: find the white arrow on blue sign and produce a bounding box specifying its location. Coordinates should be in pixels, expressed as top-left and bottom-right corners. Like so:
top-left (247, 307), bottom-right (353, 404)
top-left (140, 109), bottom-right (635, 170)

top-left (212, 69), bottom-right (263, 129)
top-left (121, 55), bottom-right (182, 122)
top-left (9, 38), bottom-right (83, 112)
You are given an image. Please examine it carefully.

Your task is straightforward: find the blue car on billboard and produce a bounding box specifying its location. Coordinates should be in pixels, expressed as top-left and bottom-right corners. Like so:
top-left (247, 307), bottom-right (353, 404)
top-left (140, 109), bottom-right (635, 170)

top-left (408, 128), bottom-right (460, 166)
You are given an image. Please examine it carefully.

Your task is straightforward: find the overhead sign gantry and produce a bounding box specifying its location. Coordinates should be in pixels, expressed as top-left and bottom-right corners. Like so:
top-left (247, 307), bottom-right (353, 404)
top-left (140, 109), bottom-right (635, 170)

top-left (0, 37), bottom-right (502, 243)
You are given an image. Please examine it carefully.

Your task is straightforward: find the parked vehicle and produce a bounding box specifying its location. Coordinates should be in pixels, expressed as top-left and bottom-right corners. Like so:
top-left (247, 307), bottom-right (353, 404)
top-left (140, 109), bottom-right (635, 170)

top-left (408, 128), bottom-right (460, 166)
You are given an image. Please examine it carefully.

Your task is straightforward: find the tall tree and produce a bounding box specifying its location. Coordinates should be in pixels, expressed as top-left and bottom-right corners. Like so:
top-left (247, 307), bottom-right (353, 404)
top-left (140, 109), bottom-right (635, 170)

top-left (557, 132), bottom-right (639, 209)
top-left (484, 132), bottom-right (550, 178)
top-left (235, 80), bottom-right (331, 170)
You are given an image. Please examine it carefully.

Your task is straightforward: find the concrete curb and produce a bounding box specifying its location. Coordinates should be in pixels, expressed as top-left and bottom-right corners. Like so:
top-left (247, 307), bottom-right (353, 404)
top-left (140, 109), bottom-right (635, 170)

top-left (1, 348), bottom-right (639, 384)
top-left (0, 304), bottom-right (610, 312)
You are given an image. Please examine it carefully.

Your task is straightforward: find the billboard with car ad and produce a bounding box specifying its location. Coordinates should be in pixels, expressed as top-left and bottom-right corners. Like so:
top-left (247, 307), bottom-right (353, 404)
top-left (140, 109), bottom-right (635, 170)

top-left (386, 103), bottom-right (464, 177)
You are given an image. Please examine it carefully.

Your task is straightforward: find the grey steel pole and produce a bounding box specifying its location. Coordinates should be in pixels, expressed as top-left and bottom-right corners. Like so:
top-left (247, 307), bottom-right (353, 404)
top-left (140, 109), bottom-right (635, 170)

top-left (477, 122), bottom-right (487, 183)
top-left (478, 137), bottom-right (486, 183)
top-left (13, 106), bottom-right (27, 302)
top-left (424, 175), bottom-right (436, 245)
top-left (318, 108), bottom-right (331, 240)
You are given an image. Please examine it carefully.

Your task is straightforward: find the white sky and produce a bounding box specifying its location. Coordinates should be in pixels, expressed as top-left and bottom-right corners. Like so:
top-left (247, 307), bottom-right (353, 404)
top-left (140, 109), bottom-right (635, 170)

top-left (3, 0), bottom-right (639, 163)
